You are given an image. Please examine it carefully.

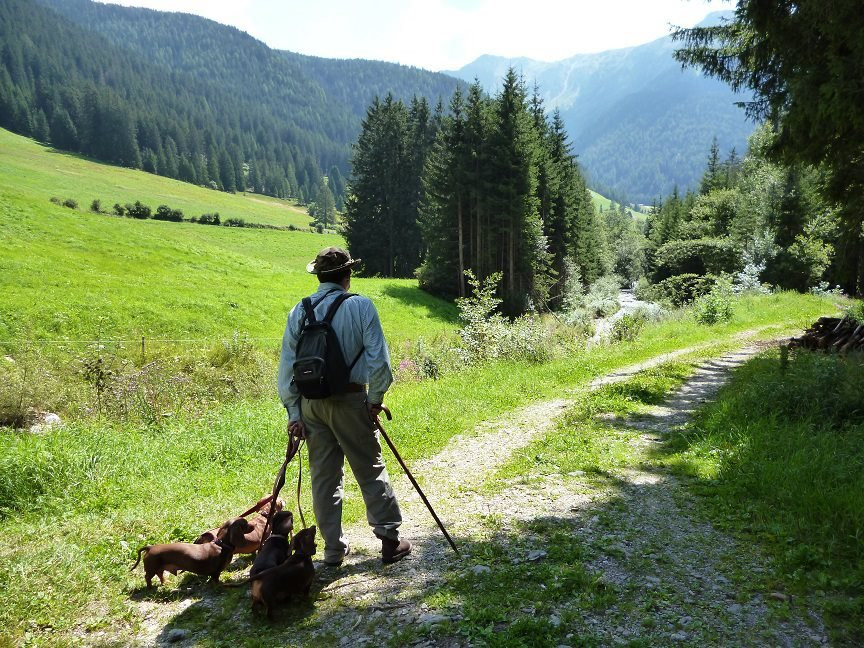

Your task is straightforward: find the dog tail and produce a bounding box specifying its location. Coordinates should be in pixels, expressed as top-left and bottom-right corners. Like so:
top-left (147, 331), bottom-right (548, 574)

top-left (130, 546), bottom-right (151, 571)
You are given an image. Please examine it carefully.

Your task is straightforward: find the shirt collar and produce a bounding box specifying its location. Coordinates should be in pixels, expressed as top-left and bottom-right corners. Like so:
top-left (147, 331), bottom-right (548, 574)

top-left (316, 282), bottom-right (346, 295)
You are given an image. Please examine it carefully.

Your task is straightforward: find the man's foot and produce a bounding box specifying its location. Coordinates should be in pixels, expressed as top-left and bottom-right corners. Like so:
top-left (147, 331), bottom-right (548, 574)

top-left (324, 544), bottom-right (350, 567)
top-left (376, 533), bottom-right (411, 564)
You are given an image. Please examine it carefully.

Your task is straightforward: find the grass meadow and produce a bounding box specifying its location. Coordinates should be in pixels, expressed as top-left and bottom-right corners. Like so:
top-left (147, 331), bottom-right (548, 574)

top-left (0, 128), bottom-right (312, 228)
top-left (0, 126), bottom-right (853, 645)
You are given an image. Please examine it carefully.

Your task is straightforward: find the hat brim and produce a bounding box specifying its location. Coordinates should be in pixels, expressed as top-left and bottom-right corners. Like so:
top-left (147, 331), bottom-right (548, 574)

top-left (306, 258), bottom-right (361, 275)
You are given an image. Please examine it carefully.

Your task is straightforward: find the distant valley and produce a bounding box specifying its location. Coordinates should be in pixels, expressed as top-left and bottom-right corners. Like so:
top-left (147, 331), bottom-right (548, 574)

top-left (448, 12), bottom-right (754, 204)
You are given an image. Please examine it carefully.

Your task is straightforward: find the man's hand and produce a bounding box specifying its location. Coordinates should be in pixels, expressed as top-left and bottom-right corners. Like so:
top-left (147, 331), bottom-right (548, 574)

top-left (289, 419), bottom-right (306, 440)
top-left (368, 402), bottom-right (384, 419)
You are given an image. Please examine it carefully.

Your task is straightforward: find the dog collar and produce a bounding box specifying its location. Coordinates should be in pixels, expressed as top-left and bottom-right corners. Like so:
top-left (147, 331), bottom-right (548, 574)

top-left (214, 538), bottom-right (235, 552)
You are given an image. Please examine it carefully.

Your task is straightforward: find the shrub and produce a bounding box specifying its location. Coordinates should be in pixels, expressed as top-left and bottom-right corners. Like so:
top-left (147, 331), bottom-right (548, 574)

top-left (581, 275), bottom-right (621, 318)
top-left (49, 196), bottom-right (62, 205)
top-left (693, 280), bottom-right (734, 325)
top-left (846, 301), bottom-right (864, 324)
top-left (456, 271), bottom-right (549, 364)
top-left (633, 276), bottom-right (652, 301)
top-left (223, 217), bottom-right (246, 227)
top-left (62, 198), bottom-right (78, 209)
top-left (90, 199), bottom-right (102, 213)
top-left (113, 203), bottom-right (125, 216)
top-left (125, 201), bottom-right (151, 219)
top-left (154, 205), bottom-right (184, 222)
top-left (610, 309), bottom-right (649, 342)
top-left (653, 237), bottom-right (739, 281)
top-left (198, 212), bottom-right (221, 225)
top-left (652, 273), bottom-right (719, 307)
top-left (733, 262), bottom-right (771, 294)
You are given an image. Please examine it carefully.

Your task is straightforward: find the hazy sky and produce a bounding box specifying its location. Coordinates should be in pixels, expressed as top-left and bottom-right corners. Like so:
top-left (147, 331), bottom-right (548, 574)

top-left (104, 0), bottom-right (732, 71)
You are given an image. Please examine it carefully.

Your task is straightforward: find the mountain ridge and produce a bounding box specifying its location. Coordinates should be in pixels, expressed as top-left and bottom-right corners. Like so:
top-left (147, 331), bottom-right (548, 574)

top-left (446, 11), bottom-right (752, 203)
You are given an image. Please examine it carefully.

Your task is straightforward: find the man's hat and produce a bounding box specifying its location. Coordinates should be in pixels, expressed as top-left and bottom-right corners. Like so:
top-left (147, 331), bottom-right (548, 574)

top-left (306, 246), bottom-right (361, 275)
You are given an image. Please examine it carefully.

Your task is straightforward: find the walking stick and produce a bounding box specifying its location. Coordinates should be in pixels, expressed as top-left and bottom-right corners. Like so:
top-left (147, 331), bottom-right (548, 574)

top-left (374, 406), bottom-right (459, 555)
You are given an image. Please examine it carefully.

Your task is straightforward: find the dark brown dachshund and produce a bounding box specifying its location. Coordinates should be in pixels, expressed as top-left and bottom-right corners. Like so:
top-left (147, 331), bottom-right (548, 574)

top-left (131, 517), bottom-right (253, 587)
top-left (250, 525), bottom-right (317, 619)
top-left (250, 511), bottom-right (294, 578)
top-left (195, 496), bottom-right (285, 554)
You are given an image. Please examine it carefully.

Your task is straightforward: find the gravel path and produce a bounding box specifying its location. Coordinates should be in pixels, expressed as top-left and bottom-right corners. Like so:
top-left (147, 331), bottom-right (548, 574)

top-left (136, 338), bottom-right (827, 647)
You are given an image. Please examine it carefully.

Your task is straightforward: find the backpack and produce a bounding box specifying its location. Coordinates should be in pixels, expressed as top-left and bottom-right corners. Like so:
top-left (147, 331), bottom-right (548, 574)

top-left (292, 290), bottom-right (363, 399)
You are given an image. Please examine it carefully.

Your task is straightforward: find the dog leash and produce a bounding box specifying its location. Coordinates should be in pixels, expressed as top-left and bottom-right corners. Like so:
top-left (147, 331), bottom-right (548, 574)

top-left (261, 424), bottom-right (307, 542)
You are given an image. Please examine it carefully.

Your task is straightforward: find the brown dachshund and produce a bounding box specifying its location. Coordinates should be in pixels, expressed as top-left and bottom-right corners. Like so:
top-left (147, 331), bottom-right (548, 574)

top-left (250, 525), bottom-right (317, 619)
top-left (131, 517), bottom-right (253, 587)
top-left (195, 496), bottom-right (285, 554)
top-left (250, 511), bottom-right (294, 578)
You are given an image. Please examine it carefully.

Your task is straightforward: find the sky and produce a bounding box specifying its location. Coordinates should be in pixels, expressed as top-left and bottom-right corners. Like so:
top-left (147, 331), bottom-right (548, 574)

top-left (103, 0), bottom-right (732, 71)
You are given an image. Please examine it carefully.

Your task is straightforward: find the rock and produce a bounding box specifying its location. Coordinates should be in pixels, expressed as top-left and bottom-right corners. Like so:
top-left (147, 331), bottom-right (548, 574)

top-left (670, 632), bottom-right (688, 641)
top-left (549, 614), bottom-right (561, 627)
top-left (645, 576), bottom-right (661, 585)
top-left (166, 628), bottom-right (189, 643)
top-left (471, 565), bottom-right (491, 575)
top-left (769, 591), bottom-right (790, 602)
top-left (43, 412), bottom-right (61, 427)
top-left (418, 613), bottom-right (448, 625)
top-left (527, 550), bottom-right (547, 562)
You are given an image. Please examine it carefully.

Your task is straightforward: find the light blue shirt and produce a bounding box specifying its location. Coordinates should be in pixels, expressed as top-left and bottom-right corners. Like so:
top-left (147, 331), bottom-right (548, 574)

top-left (277, 282), bottom-right (394, 421)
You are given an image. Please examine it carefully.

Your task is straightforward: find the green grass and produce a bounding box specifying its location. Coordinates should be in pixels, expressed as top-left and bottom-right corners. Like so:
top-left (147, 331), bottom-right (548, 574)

top-left (0, 291), bottom-right (838, 646)
top-left (0, 130), bottom-right (457, 346)
top-left (659, 349), bottom-right (864, 644)
top-left (589, 189), bottom-right (643, 222)
top-left (0, 127), bottom-right (312, 228)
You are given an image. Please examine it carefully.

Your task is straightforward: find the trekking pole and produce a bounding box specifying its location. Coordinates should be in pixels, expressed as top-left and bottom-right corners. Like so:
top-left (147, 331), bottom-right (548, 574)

top-left (374, 407), bottom-right (459, 555)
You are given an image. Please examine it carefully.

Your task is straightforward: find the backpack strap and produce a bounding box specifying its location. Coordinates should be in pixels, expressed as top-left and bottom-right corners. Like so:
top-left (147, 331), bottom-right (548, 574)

top-left (299, 288), bottom-right (340, 329)
top-left (322, 292), bottom-right (357, 323)
top-left (324, 293), bottom-right (365, 371)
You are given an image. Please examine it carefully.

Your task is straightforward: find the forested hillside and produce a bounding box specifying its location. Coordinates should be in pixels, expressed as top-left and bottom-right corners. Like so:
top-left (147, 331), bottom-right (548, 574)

top-left (449, 12), bottom-right (753, 204)
top-left (1, 0), bottom-right (462, 205)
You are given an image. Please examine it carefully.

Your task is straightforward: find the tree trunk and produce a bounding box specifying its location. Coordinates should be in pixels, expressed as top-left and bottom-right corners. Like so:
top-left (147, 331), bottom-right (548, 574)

top-left (457, 195), bottom-right (465, 297)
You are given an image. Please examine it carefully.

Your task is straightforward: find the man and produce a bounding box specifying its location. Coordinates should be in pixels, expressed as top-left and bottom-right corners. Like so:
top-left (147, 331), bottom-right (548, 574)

top-left (277, 246), bottom-right (411, 566)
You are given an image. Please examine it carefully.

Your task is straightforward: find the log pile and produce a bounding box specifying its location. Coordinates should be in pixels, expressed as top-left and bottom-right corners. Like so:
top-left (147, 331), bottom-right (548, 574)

top-left (789, 316), bottom-right (864, 353)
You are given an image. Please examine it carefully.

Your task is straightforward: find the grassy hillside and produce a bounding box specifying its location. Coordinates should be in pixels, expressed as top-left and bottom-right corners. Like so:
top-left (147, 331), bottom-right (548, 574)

top-left (0, 128), bottom-right (457, 346)
top-left (589, 189), bottom-right (642, 222)
top-left (0, 128), bottom-right (311, 229)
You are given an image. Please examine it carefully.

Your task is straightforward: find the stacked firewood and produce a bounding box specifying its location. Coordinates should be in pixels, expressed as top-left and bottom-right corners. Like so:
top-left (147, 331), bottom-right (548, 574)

top-left (790, 316), bottom-right (864, 353)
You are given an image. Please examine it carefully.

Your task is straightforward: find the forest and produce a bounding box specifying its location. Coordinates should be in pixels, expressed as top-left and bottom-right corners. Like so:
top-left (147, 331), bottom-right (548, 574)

top-left (0, 0), bottom-right (461, 207)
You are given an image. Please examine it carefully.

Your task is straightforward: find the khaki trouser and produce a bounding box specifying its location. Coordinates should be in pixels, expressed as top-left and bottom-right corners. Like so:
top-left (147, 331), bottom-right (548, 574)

top-left (301, 391), bottom-right (402, 563)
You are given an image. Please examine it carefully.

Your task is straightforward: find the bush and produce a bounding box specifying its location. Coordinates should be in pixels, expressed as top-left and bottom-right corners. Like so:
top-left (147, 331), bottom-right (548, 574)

top-left (633, 276), bottom-right (652, 301)
top-left (610, 310), bottom-right (649, 342)
top-left (125, 201), bottom-right (151, 219)
top-left (198, 212), bottom-right (221, 225)
top-left (581, 275), bottom-right (621, 318)
top-left (90, 199), bottom-right (102, 213)
top-left (652, 273), bottom-right (719, 307)
top-left (49, 196), bottom-right (62, 205)
top-left (112, 203), bottom-right (125, 216)
top-left (154, 205), bottom-right (184, 222)
top-left (692, 280), bottom-right (734, 325)
top-left (653, 237), bottom-right (739, 281)
top-left (223, 217), bottom-right (245, 227)
top-left (62, 198), bottom-right (78, 209)
top-left (456, 271), bottom-right (549, 364)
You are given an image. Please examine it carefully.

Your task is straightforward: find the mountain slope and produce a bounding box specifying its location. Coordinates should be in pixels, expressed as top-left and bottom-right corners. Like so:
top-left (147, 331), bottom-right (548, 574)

top-left (448, 13), bottom-right (753, 203)
top-left (4, 0), bottom-right (462, 204)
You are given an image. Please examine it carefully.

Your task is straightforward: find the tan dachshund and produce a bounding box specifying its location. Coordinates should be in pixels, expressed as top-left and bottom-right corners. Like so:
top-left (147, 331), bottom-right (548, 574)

top-left (131, 517), bottom-right (253, 587)
top-left (194, 496), bottom-right (285, 554)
